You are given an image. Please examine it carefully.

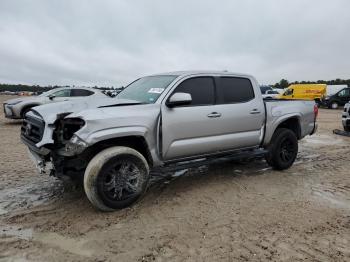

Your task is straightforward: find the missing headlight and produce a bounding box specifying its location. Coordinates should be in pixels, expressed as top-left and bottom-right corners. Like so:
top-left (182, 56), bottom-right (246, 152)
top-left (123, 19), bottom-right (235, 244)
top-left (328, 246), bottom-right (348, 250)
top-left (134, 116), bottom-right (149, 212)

top-left (54, 117), bottom-right (85, 144)
top-left (61, 118), bottom-right (85, 140)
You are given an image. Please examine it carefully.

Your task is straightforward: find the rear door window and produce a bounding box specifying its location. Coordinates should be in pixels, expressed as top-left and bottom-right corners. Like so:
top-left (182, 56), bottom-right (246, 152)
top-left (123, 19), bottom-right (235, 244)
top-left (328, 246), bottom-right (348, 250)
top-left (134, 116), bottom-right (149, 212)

top-left (217, 77), bottom-right (255, 103)
top-left (173, 77), bottom-right (215, 106)
top-left (71, 89), bottom-right (94, 97)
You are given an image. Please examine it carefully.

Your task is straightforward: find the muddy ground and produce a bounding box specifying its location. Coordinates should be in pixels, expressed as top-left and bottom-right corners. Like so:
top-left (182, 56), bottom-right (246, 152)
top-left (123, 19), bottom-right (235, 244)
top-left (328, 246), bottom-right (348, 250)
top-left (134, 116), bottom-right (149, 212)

top-left (0, 95), bottom-right (350, 262)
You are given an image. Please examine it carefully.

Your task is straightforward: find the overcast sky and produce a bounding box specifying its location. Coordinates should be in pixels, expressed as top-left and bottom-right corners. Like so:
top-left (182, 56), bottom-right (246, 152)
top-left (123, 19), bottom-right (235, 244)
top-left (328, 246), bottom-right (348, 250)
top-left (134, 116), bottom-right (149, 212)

top-left (0, 0), bottom-right (349, 87)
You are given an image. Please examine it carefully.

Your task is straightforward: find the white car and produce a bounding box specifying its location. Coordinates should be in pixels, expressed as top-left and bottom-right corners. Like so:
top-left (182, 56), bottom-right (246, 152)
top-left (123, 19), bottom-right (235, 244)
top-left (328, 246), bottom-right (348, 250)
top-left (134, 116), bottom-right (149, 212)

top-left (3, 87), bottom-right (108, 119)
top-left (262, 90), bottom-right (280, 99)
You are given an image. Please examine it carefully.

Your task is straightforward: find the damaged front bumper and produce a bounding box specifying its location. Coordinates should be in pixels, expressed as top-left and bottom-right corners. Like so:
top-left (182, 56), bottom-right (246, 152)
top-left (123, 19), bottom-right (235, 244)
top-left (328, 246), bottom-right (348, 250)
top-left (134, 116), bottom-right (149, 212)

top-left (22, 134), bottom-right (89, 180)
top-left (27, 148), bottom-right (54, 175)
top-left (21, 135), bottom-right (53, 175)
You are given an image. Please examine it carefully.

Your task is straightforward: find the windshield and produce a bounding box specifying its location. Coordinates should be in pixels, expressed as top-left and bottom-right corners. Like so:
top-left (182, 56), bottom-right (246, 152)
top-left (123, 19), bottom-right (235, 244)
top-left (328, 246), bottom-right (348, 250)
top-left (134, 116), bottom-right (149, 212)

top-left (117, 75), bottom-right (178, 103)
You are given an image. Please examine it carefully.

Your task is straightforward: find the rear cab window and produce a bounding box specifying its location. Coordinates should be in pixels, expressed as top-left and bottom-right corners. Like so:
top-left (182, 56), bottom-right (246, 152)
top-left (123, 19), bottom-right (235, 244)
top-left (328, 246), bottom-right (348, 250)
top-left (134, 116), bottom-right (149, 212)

top-left (216, 77), bottom-right (255, 104)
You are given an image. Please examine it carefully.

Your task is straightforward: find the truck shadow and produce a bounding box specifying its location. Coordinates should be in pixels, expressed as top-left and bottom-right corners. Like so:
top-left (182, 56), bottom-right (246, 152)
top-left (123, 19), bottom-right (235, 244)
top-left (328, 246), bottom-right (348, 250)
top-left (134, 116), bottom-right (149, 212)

top-left (147, 158), bottom-right (270, 196)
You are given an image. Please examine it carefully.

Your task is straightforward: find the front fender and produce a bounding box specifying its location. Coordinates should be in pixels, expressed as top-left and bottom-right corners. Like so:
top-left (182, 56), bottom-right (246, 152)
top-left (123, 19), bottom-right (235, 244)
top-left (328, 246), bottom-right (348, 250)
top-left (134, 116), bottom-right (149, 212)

top-left (83, 126), bottom-right (149, 145)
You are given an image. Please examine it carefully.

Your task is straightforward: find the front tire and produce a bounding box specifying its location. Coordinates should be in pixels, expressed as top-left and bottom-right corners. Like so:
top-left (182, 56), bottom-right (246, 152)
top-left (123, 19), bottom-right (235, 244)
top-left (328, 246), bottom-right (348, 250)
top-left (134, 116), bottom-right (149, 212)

top-left (265, 128), bottom-right (298, 170)
top-left (84, 146), bottom-right (150, 211)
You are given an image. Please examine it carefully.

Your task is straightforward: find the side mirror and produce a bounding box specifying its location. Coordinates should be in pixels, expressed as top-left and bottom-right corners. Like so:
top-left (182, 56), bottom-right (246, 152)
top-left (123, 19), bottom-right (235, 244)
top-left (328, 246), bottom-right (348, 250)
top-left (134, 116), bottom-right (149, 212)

top-left (166, 92), bottom-right (192, 108)
top-left (48, 95), bottom-right (55, 100)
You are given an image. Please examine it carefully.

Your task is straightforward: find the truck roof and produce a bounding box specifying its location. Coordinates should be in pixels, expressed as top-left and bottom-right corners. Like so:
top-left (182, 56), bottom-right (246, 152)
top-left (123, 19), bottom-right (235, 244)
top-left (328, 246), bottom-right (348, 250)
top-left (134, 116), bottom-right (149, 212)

top-left (149, 70), bottom-right (254, 79)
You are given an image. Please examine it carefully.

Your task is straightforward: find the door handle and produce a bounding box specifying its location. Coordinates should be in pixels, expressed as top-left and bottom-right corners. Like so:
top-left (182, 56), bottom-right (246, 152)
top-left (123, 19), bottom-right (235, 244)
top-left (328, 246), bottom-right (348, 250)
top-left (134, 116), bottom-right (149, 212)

top-left (250, 109), bottom-right (261, 114)
top-left (207, 112), bottom-right (221, 118)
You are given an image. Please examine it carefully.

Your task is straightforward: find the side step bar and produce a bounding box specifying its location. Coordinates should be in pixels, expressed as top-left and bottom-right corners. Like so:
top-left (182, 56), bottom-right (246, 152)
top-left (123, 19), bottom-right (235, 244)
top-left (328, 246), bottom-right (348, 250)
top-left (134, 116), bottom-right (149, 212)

top-left (151, 148), bottom-right (268, 174)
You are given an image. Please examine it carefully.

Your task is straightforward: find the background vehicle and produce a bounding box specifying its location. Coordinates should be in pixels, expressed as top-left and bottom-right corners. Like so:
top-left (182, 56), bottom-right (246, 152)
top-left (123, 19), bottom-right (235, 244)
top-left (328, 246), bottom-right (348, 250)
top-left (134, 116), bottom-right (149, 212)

top-left (325, 85), bottom-right (348, 96)
top-left (260, 85), bottom-right (273, 94)
top-left (3, 87), bottom-right (107, 119)
top-left (321, 87), bottom-right (350, 109)
top-left (278, 84), bottom-right (326, 104)
top-left (20, 71), bottom-right (318, 211)
top-left (342, 102), bottom-right (350, 131)
top-left (260, 85), bottom-right (283, 99)
top-left (262, 90), bottom-right (280, 99)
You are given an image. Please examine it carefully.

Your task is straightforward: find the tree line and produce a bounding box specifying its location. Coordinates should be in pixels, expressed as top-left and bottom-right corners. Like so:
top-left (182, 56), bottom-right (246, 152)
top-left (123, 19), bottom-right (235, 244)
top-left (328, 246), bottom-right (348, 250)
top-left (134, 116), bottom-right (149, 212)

top-left (273, 79), bottom-right (350, 89)
top-left (0, 83), bottom-right (117, 93)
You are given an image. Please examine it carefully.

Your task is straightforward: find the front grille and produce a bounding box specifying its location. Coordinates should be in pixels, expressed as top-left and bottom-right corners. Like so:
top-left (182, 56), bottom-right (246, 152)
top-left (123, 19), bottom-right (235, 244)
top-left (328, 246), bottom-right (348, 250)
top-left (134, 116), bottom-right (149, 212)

top-left (21, 115), bottom-right (45, 144)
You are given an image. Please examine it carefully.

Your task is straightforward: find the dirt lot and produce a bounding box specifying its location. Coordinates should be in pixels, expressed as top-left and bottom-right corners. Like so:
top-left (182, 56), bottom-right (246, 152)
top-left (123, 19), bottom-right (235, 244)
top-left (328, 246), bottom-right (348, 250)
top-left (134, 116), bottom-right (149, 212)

top-left (0, 95), bottom-right (350, 262)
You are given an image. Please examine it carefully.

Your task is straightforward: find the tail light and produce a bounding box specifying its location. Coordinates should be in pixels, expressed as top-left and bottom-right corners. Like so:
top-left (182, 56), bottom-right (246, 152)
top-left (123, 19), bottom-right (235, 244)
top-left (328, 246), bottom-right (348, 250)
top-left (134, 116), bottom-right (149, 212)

top-left (314, 104), bottom-right (319, 119)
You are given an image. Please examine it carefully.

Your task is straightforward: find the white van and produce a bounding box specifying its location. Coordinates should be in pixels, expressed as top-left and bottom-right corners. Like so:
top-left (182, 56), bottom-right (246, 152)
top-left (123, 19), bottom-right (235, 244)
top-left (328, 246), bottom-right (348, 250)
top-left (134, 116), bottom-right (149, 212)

top-left (326, 85), bottom-right (348, 96)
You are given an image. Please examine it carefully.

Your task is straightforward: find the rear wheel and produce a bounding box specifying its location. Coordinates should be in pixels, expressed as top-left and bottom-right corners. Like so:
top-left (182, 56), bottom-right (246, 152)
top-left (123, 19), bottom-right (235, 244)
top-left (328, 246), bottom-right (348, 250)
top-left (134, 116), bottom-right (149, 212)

top-left (344, 126), bottom-right (350, 132)
top-left (84, 146), bottom-right (149, 211)
top-left (330, 101), bottom-right (339, 109)
top-left (265, 128), bottom-right (298, 170)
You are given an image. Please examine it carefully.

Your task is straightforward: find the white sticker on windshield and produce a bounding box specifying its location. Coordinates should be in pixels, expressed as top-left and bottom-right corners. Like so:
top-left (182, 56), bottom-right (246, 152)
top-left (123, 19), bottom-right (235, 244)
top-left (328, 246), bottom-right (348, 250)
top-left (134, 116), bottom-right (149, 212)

top-left (148, 88), bottom-right (164, 94)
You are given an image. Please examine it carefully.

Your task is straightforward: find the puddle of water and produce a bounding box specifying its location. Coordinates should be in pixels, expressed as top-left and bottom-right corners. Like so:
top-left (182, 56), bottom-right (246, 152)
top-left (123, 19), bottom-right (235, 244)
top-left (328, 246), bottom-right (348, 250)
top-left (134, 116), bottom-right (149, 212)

top-left (0, 225), bottom-right (93, 257)
top-left (0, 178), bottom-right (63, 215)
top-left (313, 190), bottom-right (350, 210)
top-left (303, 134), bottom-right (345, 146)
top-left (0, 225), bottom-right (33, 240)
top-left (0, 206), bottom-right (7, 216)
top-left (33, 232), bottom-right (93, 257)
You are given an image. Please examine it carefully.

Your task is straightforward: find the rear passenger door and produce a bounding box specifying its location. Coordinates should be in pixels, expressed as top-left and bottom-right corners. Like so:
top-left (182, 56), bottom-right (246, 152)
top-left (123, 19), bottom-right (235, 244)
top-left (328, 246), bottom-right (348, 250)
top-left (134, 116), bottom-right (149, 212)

top-left (215, 77), bottom-right (265, 148)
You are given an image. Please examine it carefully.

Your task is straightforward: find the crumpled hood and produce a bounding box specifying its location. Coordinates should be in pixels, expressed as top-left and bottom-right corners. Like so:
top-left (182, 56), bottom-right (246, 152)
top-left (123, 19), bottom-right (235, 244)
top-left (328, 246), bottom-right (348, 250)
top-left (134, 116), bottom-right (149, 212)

top-left (30, 97), bottom-right (141, 123)
top-left (5, 96), bottom-right (42, 105)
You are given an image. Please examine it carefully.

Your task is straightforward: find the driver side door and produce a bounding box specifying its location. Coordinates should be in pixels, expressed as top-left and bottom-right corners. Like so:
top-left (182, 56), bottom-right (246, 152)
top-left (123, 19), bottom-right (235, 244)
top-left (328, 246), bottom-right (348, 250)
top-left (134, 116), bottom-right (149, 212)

top-left (160, 76), bottom-right (220, 160)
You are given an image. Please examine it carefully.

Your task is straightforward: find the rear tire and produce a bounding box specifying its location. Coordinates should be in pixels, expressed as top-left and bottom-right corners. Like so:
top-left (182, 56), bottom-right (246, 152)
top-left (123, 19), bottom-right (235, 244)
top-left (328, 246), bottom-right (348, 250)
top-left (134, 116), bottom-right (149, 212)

top-left (329, 102), bottom-right (339, 109)
top-left (344, 126), bottom-right (350, 132)
top-left (83, 146), bottom-right (150, 211)
top-left (265, 128), bottom-right (298, 170)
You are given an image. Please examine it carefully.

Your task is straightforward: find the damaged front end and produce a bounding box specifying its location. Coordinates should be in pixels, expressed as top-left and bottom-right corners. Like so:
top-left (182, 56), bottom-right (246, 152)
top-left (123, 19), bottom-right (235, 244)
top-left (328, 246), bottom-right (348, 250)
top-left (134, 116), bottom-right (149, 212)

top-left (21, 111), bottom-right (90, 181)
top-left (52, 114), bottom-right (87, 157)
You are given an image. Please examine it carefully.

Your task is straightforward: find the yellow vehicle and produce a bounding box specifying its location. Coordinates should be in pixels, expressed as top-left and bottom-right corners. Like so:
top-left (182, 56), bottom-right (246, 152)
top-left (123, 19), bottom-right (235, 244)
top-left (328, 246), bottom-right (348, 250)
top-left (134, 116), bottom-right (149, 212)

top-left (278, 84), bottom-right (326, 101)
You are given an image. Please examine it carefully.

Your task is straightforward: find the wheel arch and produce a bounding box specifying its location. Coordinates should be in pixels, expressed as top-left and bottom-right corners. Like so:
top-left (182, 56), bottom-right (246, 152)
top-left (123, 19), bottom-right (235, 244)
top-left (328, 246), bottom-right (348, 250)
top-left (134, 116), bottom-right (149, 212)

top-left (275, 117), bottom-right (301, 139)
top-left (86, 135), bottom-right (154, 167)
top-left (265, 115), bottom-right (302, 145)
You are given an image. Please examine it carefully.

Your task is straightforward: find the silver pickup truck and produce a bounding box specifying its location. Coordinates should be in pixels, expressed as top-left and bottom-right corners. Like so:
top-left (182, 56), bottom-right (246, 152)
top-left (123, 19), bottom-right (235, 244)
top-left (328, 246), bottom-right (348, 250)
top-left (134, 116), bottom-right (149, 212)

top-left (20, 71), bottom-right (318, 211)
